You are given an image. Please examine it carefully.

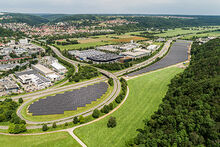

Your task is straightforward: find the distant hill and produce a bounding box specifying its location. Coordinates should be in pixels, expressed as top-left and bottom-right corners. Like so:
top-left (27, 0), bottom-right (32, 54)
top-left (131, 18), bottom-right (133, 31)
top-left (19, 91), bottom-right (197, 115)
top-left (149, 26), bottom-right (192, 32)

top-left (33, 13), bottom-right (71, 21)
top-left (0, 13), bottom-right (49, 26)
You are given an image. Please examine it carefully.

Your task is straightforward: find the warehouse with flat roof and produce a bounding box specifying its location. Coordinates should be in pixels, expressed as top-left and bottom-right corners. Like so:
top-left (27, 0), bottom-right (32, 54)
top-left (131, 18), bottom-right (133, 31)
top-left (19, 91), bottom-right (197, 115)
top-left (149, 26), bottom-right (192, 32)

top-left (88, 53), bottom-right (122, 64)
top-left (32, 64), bottom-right (55, 76)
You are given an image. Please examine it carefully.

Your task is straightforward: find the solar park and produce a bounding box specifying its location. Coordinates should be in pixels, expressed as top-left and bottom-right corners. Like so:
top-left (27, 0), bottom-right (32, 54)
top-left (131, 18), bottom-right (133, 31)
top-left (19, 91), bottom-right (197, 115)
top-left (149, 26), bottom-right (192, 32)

top-left (127, 40), bottom-right (191, 76)
top-left (28, 82), bottom-right (108, 115)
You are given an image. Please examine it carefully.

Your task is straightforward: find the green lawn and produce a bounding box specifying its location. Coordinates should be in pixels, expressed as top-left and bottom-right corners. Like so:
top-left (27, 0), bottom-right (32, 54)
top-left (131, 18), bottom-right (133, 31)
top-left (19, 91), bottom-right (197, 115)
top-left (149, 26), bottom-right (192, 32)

top-left (0, 132), bottom-right (81, 147)
top-left (74, 67), bottom-right (184, 147)
top-left (181, 30), bottom-right (220, 39)
top-left (155, 27), bottom-right (220, 37)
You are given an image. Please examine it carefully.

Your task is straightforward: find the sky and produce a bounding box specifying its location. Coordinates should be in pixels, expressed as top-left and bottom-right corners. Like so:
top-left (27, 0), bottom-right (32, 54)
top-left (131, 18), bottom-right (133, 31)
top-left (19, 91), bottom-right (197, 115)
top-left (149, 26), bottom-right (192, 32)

top-left (1, 0), bottom-right (220, 15)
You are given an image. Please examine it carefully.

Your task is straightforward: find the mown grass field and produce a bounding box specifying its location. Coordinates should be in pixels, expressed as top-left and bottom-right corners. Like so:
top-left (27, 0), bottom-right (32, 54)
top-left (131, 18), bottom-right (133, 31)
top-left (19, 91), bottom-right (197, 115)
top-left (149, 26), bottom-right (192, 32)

top-left (155, 26), bottom-right (220, 37)
top-left (74, 67), bottom-right (184, 147)
top-left (0, 132), bottom-right (81, 147)
top-left (181, 30), bottom-right (220, 39)
top-left (21, 83), bottom-right (113, 122)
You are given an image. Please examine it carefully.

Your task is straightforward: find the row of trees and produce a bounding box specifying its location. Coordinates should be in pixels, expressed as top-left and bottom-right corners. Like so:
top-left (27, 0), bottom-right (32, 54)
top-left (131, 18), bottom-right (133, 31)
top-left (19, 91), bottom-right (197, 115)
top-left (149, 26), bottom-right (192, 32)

top-left (56, 39), bottom-right (79, 46)
top-left (132, 39), bottom-right (220, 146)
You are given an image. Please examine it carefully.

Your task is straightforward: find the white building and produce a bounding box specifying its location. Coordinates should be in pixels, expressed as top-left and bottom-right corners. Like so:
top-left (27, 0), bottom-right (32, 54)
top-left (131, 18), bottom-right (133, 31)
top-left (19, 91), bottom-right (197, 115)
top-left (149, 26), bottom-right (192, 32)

top-left (47, 73), bottom-right (60, 82)
top-left (19, 38), bottom-right (29, 45)
top-left (51, 62), bottom-right (67, 74)
top-left (147, 45), bottom-right (158, 51)
top-left (32, 64), bottom-right (55, 76)
top-left (120, 48), bottom-right (151, 59)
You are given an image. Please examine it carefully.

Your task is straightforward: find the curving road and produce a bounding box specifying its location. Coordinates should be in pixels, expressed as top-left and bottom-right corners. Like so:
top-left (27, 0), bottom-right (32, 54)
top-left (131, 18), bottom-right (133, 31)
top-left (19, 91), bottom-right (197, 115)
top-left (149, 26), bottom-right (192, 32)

top-left (16, 45), bottom-right (121, 125)
top-left (1, 39), bottom-right (172, 129)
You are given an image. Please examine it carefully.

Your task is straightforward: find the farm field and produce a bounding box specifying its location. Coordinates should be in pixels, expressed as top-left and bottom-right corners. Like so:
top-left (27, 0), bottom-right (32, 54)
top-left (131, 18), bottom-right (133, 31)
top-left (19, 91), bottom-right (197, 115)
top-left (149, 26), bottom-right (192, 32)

top-left (181, 30), bottom-right (220, 39)
top-left (55, 33), bottom-right (148, 50)
top-left (74, 67), bottom-right (184, 147)
top-left (155, 26), bottom-right (220, 37)
top-left (0, 132), bottom-right (81, 147)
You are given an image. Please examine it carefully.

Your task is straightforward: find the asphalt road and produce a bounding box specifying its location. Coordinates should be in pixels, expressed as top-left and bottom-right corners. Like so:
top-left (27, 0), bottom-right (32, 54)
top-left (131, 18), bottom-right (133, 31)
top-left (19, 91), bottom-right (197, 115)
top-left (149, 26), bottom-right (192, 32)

top-left (1, 39), bottom-right (172, 129)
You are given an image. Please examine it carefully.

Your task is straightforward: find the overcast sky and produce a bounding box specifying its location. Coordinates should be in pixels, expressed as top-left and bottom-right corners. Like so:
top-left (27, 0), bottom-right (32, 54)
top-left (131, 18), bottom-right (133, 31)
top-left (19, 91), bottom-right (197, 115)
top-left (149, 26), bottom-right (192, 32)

top-left (1, 0), bottom-right (220, 15)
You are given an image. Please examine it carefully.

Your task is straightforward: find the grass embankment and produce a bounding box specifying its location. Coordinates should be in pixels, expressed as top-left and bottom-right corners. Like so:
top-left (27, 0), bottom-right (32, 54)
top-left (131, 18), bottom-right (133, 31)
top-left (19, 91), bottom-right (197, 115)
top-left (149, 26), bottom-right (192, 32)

top-left (0, 132), bottom-right (81, 147)
top-left (74, 67), bottom-right (184, 147)
top-left (21, 83), bottom-right (113, 122)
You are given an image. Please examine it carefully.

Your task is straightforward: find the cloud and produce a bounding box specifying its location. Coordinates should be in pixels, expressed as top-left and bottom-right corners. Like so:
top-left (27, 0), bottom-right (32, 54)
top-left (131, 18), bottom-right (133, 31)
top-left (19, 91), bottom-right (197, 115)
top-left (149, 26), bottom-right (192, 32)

top-left (0, 0), bottom-right (220, 15)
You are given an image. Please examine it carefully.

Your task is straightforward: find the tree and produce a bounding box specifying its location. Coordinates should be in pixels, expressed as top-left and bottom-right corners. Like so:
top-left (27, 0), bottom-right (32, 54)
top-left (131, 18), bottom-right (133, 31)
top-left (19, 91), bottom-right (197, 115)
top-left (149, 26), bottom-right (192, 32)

top-left (107, 117), bottom-right (117, 128)
top-left (73, 116), bottom-right (79, 124)
top-left (92, 109), bottom-right (100, 118)
top-left (101, 105), bottom-right (109, 114)
top-left (108, 103), bottom-right (114, 110)
top-left (18, 98), bottom-right (23, 104)
top-left (65, 122), bottom-right (68, 126)
top-left (108, 78), bottom-right (114, 86)
top-left (42, 124), bottom-right (48, 131)
top-left (52, 122), bottom-right (57, 128)
top-left (79, 115), bottom-right (85, 124)
top-left (8, 123), bottom-right (27, 134)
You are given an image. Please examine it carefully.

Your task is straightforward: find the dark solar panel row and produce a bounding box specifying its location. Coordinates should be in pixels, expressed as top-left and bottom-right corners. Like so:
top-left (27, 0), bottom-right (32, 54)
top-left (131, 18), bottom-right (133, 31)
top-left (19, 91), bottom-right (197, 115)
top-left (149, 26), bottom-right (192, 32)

top-left (28, 82), bottom-right (108, 115)
top-left (127, 40), bottom-right (191, 77)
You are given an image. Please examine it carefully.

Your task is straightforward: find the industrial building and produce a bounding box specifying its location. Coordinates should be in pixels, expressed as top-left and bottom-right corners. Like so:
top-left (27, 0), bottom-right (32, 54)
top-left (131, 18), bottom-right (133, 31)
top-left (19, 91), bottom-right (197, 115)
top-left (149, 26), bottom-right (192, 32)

top-left (147, 45), bottom-right (159, 51)
top-left (68, 49), bottom-right (106, 61)
top-left (51, 62), bottom-right (67, 74)
top-left (32, 64), bottom-right (55, 76)
top-left (15, 70), bottom-right (51, 90)
top-left (96, 45), bottom-right (119, 52)
top-left (120, 48), bottom-right (151, 59)
top-left (0, 78), bottom-right (20, 95)
top-left (88, 53), bottom-right (122, 64)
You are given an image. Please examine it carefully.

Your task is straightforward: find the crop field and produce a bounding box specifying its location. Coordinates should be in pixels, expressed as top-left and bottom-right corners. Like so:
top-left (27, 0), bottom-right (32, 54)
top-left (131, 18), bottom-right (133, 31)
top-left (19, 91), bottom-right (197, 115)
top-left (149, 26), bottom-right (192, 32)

top-left (74, 67), bottom-right (184, 147)
top-left (128, 40), bottom-right (190, 76)
top-left (55, 33), bottom-right (148, 50)
top-left (155, 26), bottom-right (220, 37)
top-left (21, 82), bottom-right (113, 122)
top-left (0, 132), bottom-right (81, 147)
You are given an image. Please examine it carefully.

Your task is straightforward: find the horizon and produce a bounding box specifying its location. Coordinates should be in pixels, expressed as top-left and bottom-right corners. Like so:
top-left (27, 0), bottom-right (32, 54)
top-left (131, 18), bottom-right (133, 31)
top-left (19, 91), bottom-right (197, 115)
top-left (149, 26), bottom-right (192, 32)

top-left (2, 12), bottom-right (220, 17)
top-left (1, 0), bottom-right (220, 15)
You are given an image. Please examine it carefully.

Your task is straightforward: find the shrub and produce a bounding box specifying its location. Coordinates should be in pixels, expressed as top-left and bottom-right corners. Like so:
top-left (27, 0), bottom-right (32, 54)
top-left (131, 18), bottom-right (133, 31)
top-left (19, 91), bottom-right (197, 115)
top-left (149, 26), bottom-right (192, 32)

top-left (52, 122), bottom-right (57, 128)
top-left (8, 123), bottom-right (27, 134)
top-left (65, 122), bottom-right (68, 126)
top-left (108, 78), bottom-right (114, 86)
top-left (42, 124), bottom-right (48, 131)
top-left (101, 105), bottom-right (109, 114)
top-left (18, 98), bottom-right (23, 104)
top-left (79, 115), bottom-right (85, 124)
top-left (107, 117), bottom-right (117, 128)
top-left (73, 116), bottom-right (79, 124)
top-left (108, 103), bottom-right (114, 110)
top-left (92, 109), bottom-right (100, 118)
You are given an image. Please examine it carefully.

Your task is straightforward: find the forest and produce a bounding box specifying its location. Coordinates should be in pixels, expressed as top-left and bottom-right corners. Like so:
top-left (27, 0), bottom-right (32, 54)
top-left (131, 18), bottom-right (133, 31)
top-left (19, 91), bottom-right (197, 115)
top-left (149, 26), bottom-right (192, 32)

top-left (132, 39), bottom-right (220, 146)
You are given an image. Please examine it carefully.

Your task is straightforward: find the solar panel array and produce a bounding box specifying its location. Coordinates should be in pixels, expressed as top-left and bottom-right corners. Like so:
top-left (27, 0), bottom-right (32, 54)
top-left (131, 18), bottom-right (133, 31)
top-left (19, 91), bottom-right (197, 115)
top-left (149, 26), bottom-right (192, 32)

top-left (28, 82), bottom-right (108, 115)
top-left (127, 40), bottom-right (191, 76)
